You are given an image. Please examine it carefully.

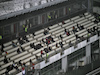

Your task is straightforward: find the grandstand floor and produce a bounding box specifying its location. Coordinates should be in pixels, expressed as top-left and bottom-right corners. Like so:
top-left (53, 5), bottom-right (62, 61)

top-left (0, 12), bottom-right (100, 75)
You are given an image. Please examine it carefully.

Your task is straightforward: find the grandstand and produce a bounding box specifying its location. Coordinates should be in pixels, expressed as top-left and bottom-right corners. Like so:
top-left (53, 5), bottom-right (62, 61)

top-left (0, 0), bottom-right (100, 75)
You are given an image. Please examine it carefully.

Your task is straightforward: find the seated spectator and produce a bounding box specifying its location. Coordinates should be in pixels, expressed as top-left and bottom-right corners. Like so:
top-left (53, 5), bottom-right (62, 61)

top-left (35, 44), bottom-right (43, 50)
top-left (7, 65), bottom-right (11, 72)
top-left (4, 56), bottom-right (8, 64)
top-left (48, 27), bottom-right (50, 30)
top-left (94, 19), bottom-right (99, 24)
top-left (75, 34), bottom-right (80, 40)
top-left (5, 51), bottom-right (8, 55)
top-left (69, 41), bottom-right (73, 47)
top-left (41, 50), bottom-right (44, 57)
top-left (44, 29), bottom-right (49, 35)
top-left (72, 26), bottom-right (78, 33)
top-left (17, 36), bottom-right (21, 42)
top-left (30, 59), bottom-right (32, 64)
top-left (33, 32), bottom-right (35, 36)
top-left (80, 36), bottom-right (85, 41)
top-left (48, 47), bottom-right (52, 51)
top-left (19, 39), bottom-right (25, 45)
top-left (22, 36), bottom-right (29, 42)
top-left (77, 24), bottom-right (80, 29)
top-left (56, 43), bottom-right (59, 48)
top-left (23, 62), bottom-right (26, 66)
top-left (59, 42), bottom-right (63, 48)
top-left (5, 70), bottom-right (9, 75)
top-left (87, 29), bottom-right (91, 33)
top-left (93, 26), bottom-right (96, 32)
top-left (17, 48), bottom-right (21, 54)
top-left (35, 54), bottom-right (39, 60)
top-left (1, 44), bottom-right (4, 52)
top-left (19, 60), bottom-right (22, 66)
top-left (46, 39), bottom-right (50, 45)
top-left (20, 46), bottom-right (25, 52)
top-left (59, 35), bottom-right (63, 39)
top-left (48, 36), bottom-right (55, 42)
top-left (66, 30), bottom-right (70, 36)
top-left (62, 21), bottom-right (66, 24)
top-left (2, 44), bottom-right (4, 48)
top-left (30, 43), bottom-right (35, 48)
top-left (14, 65), bottom-right (19, 71)
top-left (12, 41), bottom-right (17, 47)
top-left (77, 24), bottom-right (84, 30)
top-left (65, 29), bottom-right (67, 33)
top-left (42, 38), bottom-right (45, 43)
top-left (80, 25), bottom-right (84, 29)
top-left (44, 48), bottom-right (49, 53)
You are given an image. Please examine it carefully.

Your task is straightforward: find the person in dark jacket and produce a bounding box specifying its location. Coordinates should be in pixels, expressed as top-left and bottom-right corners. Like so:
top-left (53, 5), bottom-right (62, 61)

top-left (44, 30), bottom-right (49, 35)
top-left (30, 43), bottom-right (35, 48)
top-left (1, 44), bottom-right (4, 52)
top-left (20, 46), bottom-right (25, 52)
top-left (22, 36), bottom-right (29, 42)
top-left (17, 48), bottom-right (21, 54)
top-left (12, 41), bottom-right (17, 47)
top-left (4, 56), bottom-right (8, 64)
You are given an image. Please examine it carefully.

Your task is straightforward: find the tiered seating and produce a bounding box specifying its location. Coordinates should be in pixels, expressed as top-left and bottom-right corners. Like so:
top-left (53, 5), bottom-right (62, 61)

top-left (0, 12), bottom-right (98, 75)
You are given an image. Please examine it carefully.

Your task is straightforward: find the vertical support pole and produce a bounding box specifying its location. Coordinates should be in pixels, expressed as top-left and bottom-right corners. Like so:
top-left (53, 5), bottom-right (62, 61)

top-left (88, 0), bottom-right (93, 13)
top-left (62, 56), bottom-right (68, 72)
top-left (86, 44), bottom-right (91, 65)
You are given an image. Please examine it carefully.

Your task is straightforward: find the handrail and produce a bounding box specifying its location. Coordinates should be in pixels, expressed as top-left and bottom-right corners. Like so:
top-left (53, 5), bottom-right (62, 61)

top-left (86, 67), bottom-right (100, 75)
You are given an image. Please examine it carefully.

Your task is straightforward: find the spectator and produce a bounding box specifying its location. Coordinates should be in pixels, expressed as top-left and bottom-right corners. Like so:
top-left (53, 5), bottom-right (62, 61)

top-left (5, 70), bottom-right (9, 75)
top-left (19, 60), bottom-right (22, 66)
top-left (56, 43), bottom-right (59, 48)
top-left (94, 19), bottom-right (99, 24)
top-left (33, 32), bottom-right (35, 36)
top-left (87, 29), bottom-right (91, 33)
top-left (35, 54), bottom-right (39, 60)
top-left (66, 30), bottom-right (70, 36)
top-left (59, 42), bottom-right (63, 48)
top-left (35, 44), bottom-right (43, 50)
top-left (1, 44), bottom-right (4, 52)
top-left (41, 50), bottom-right (44, 57)
top-left (59, 35), bottom-right (63, 39)
top-left (19, 39), bottom-right (25, 45)
top-left (30, 43), bottom-right (35, 48)
top-left (51, 37), bottom-right (55, 42)
top-left (12, 41), bottom-right (17, 47)
top-left (2, 44), bottom-right (4, 49)
top-left (93, 26), bottom-right (96, 32)
top-left (72, 26), bottom-right (78, 33)
top-left (62, 21), bottom-right (65, 24)
top-left (22, 36), bottom-right (29, 42)
top-left (44, 48), bottom-right (48, 53)
top-left (75, 34), bottom-right (80, 40)
top-left (81, 36), bottom-right (85, 41)
top-left (30, 59), bottom-right (32, 64)
top-left (20, 46), bottom-right (25, 52)
top-left (48, 47), bottom-right (52, 51)
top-left (80, 25), bottom-right (84, 29)
top-left (17, 48), bottom-right (21, 54)
top-left (42, 38), bottom-right (45, 43)
top-left (4, 56), bottom-right (8, 64)
top-left (5, 51), bottom-right (8, 55)
top-left (48, 27), bottom-right (50, 30)
top-left (23, 62), bottom-right (26, 66)
top-left (44, 29), bottom-right (49, 35)
top-left (0, 65), bottom-right (1, 68)
top-left (69, 41), bottom-right (73, 47)
top-left (77, 24), bottom-right (80, 30)
top-left (65, 29), bottom-right (67, 33)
